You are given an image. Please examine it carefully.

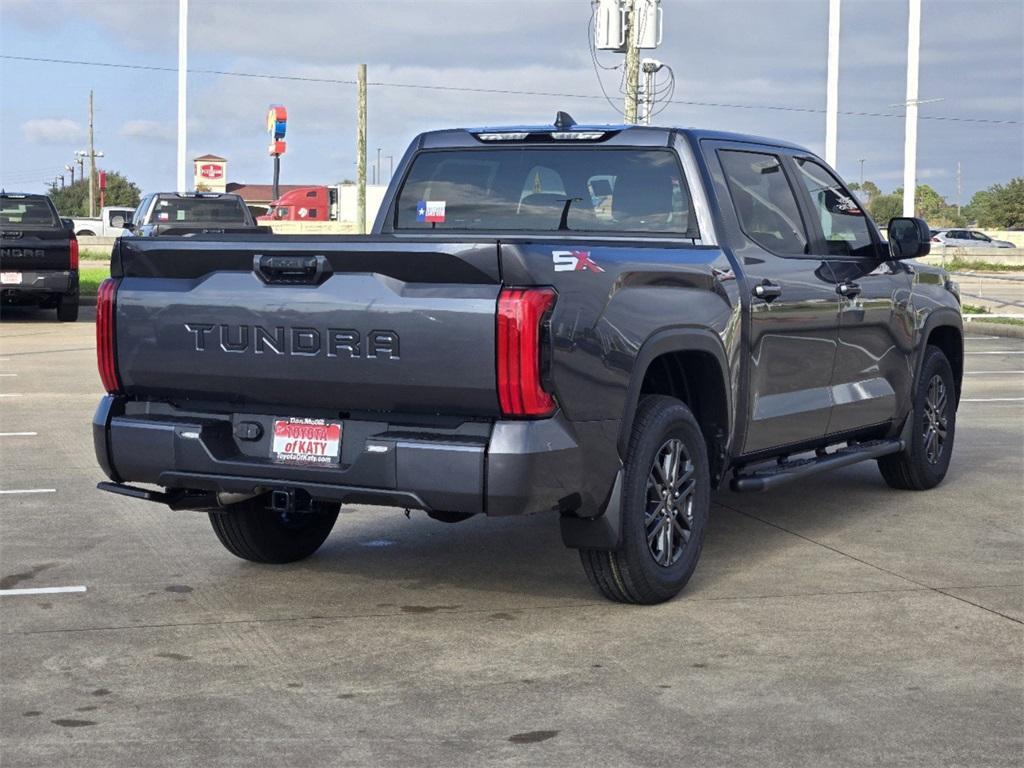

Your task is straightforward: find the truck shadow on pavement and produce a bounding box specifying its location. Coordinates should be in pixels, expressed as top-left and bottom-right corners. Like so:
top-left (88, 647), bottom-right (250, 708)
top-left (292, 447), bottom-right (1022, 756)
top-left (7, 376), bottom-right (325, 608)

top-left (273, 461), bottom-right (945, 605)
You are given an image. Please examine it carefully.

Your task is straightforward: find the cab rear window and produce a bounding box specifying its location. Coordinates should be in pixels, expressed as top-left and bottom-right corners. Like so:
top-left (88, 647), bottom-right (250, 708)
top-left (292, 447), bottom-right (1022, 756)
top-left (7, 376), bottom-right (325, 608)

top-left (0, 197), bottom-right (57, 228)
top-left (395, 148), bottom-right (696, 236)
top-left (151, 196), bottom-right (249, 225)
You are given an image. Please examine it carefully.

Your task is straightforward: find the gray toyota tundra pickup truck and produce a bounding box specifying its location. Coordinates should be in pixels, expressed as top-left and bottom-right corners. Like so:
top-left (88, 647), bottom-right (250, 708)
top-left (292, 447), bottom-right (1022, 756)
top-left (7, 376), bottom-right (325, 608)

top-left (93, 115), bottom-right (962, 604)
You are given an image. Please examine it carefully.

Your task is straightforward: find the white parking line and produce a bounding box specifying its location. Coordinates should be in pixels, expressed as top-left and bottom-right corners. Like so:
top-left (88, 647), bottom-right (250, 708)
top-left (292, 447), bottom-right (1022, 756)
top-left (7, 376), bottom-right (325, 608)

top-left (0, 393), bottom-right (23, 398)
top-left (965, 351), bottom-right (1024, 355)
top-left (0, 373), bottom-right (17, 377)
top-left (0, 488), bottom-right (56, 495)
top-left (0, 432), bottom-right (37, 437)
top-left (965, 336), bottom-right (999, 340)
top-left (961, 398), bottom-right (1024, 403)
top-left (0, 586), bottom-right (87, 596)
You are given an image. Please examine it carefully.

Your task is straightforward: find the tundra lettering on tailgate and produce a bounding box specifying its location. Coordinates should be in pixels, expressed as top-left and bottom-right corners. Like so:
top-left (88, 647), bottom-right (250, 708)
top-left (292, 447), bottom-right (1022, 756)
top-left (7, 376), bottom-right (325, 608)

top-left (184, 323), bottom-right (400, 359)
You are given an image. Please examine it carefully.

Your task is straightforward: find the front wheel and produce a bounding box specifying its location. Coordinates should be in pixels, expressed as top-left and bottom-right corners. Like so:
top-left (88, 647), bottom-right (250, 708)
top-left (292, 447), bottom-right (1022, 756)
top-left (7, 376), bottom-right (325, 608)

top-left (579, 395), bottom-right (710, 604)
top-left (878, 345), bottom-right (957, 490)
top-left (208, 494), bottom-right (339, 564)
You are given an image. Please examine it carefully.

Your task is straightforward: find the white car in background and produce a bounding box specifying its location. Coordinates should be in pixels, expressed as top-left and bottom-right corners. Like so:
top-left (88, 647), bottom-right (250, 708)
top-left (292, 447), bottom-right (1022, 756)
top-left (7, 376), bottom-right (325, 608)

top-left (932, 229), bottom-right (1016, 248)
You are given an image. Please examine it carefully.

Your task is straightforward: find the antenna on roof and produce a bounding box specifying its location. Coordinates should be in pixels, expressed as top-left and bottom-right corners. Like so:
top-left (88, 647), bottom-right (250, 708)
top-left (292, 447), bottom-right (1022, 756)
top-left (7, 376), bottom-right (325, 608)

top-left (554, 111), bottom-right (577, 130)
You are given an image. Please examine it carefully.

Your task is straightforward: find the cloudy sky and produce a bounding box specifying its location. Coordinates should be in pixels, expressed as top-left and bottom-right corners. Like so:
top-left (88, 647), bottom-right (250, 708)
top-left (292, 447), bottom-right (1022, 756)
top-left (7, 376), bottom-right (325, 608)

top-left (1, 0), bottom-right (1021, 203)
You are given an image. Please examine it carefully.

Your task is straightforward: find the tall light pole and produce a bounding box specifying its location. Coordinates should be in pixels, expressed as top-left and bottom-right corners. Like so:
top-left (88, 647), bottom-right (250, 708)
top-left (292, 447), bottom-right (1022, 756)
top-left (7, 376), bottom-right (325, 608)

top-left (65, 164), bottom-right (75, 185)
top-left (825, 0), bottom-right (841, 168)
top-left (902, 0), bottom-right (921, 217)
top-left (859, 158), bottom-right (866, 186)
top-left (177, 0), bottom-right (189, 194)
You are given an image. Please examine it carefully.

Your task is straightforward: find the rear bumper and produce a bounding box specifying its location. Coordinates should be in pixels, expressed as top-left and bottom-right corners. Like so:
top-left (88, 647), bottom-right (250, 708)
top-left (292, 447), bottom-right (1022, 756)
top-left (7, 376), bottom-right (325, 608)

top-left (93, 396), bottom-right (616, 517)
top-left (1, 270), bottom-right (76, 299)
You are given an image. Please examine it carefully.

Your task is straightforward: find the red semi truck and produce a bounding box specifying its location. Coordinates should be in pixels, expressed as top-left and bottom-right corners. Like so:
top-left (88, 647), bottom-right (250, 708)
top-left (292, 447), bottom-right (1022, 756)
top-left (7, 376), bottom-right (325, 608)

top-left (258, 186), bottom-right (333, 222)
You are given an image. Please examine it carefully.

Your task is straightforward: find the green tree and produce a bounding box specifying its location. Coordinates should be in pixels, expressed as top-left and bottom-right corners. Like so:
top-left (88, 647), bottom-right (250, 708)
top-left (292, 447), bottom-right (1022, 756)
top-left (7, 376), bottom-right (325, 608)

top-left (891, 184), bottom-right (948, 221)
top-left (849, 180), bottom-right (881, 202)
top-left (965, 178), bottom-right (1024, 228)
top-left (48, 171), bottom-right (141, 217)
top-left (869, 194), bottom-right (902, 225)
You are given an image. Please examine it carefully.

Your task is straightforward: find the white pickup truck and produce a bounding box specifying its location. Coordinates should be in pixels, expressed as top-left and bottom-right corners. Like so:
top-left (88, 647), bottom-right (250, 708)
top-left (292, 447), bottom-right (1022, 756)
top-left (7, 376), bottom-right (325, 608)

top-left (72, 206), bottom-right (134, 237)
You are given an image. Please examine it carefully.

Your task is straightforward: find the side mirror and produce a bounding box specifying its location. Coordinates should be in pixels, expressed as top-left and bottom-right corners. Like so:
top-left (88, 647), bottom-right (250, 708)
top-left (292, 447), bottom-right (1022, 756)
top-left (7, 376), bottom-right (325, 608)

top-left (60, 218), bottom-right (74, 232)
top-left (122, 219), bottom-right (135, 232)
top-left (887, 217), bottom-right (931, 260)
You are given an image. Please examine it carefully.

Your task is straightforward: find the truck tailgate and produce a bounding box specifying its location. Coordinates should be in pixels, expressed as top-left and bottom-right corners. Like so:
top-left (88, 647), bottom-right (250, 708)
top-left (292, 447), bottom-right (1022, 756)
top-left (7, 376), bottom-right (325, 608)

top-left (113, 237), bottom-right (502, 415)
top-left (0, 228), bottom-right (72, 271)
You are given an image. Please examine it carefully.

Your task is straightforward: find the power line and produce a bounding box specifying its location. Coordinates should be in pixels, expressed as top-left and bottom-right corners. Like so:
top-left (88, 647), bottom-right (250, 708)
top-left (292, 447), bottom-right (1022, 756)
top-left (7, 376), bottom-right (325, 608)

top-left (1, 53), bottom-right (1021, 126)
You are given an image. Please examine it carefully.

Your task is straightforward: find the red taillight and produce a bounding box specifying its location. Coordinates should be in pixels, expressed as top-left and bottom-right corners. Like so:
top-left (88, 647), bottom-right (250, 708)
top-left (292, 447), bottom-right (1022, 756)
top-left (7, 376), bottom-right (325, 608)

top-left (69, 237), bottom-right (79, 270)
top-left (96, 278), bottom-right (121, 393)
top-left (497, 287), bottom-right (556, 417)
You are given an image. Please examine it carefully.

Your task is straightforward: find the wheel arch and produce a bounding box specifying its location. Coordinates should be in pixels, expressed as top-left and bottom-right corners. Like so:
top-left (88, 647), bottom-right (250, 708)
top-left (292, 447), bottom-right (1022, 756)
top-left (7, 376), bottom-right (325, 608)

top-left (618, 328), bottom-right (732, 483)
top-left (920, 312), bottom-right (964, 406)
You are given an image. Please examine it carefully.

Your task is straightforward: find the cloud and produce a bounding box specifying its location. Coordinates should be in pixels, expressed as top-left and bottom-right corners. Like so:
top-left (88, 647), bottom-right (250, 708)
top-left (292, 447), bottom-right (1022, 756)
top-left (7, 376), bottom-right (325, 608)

top-left (21, 118), bottom-right (85, 145)
top-left (119, 119), bottom-right (176, 143)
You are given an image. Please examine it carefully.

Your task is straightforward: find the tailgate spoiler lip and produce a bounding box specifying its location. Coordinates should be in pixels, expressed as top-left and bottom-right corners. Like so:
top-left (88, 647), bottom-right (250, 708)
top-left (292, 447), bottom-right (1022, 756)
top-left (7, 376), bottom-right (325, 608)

top-left (113, 237), bottom-right (502, 284)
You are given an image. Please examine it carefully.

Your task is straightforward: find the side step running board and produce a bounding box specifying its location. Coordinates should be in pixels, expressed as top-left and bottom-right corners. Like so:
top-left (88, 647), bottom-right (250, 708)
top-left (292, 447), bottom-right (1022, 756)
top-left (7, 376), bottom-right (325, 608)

top-left (730, 439), bottom-right (903, 493)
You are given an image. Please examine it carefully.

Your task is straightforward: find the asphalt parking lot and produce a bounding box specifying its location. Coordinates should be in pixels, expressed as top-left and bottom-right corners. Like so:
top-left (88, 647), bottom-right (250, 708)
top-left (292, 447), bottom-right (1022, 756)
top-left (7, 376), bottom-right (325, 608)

top-left (1, 308), bottom-right (1021, 768)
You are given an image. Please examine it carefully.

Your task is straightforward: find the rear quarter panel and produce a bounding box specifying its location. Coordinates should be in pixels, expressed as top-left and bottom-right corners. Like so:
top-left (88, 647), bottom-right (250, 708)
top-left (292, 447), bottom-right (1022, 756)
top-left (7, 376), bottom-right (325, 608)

top-left (500, 240), bottom-right (742, 442)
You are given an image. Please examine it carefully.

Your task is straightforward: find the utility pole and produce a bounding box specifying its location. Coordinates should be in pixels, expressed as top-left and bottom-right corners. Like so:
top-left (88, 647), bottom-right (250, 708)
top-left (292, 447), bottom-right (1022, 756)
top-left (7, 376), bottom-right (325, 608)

top-left (825, 0), bottom-right (841, 168)
top-left (88, 90), bottom-right (96, 217)
top-left (859, 158), bottom-right (866, 186)
top-left (623, 0), bottom-right (640, 124)
top-left (956, 161), bottom-right (962, 216)
top-left (356, 64), bottom-right (367, 234)
top-left (376, 148), bottom-right (382, 186)
top-left (386, 155), bottom-right (393, 183)
top-left (902, 0), bottom-right (921, 217)
top-left (177, 0), bottom-right (188, 194)
top-left (66, 164), bottom-right (75, 185)
top-left (76, 156), bottom-right (84, 181)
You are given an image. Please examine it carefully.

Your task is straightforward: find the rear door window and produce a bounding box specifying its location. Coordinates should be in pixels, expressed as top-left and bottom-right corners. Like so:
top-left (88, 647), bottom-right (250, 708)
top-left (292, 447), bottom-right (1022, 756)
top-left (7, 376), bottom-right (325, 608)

top-left (719, 150), bottom-right (808, 255)
top-left (395, 148), bottom-right (695, 236)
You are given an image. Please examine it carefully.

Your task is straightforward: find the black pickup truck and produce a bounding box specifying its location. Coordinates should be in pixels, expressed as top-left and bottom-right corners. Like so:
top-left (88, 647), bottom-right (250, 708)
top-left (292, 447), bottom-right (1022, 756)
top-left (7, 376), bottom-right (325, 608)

top-left (1, 192), bottom-right (79, 321)
top-left (124, 192), bottom-right (266, 237)
top-left (93, 117), bottom-right (962, 604)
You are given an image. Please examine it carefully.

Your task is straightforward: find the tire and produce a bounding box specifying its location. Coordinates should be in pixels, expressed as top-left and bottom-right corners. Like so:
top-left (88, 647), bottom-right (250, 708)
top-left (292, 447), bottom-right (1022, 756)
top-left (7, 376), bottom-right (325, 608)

top-left (878, 345), bottom-right (956, 490)
top-left (208, 494), bottom-right (339, 564)
top-left (56, 294), bottom-right (79, 322)
top-left (579, 395), bottom-right (710, 605)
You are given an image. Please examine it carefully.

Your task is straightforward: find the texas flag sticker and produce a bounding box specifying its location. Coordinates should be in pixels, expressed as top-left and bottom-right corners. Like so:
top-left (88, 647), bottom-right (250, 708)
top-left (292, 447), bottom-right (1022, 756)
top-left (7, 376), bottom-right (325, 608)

top-left (416, 200), bottom-right (446, 223)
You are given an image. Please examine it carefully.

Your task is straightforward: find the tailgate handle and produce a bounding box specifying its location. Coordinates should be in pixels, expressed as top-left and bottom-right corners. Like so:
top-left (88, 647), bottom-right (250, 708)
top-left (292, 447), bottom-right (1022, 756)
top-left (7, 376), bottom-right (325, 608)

top-left (254, 254), bottom-right (331, 285)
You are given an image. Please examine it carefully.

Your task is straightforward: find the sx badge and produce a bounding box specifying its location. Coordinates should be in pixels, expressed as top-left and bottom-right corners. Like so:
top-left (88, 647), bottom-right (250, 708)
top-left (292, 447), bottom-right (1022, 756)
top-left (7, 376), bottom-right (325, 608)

top-left (552, 250), bottom-right (605, 273)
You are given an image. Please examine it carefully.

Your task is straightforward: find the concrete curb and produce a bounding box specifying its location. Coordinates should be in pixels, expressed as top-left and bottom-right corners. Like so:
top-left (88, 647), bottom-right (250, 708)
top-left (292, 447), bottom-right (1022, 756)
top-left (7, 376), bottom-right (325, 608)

top-left (965, 321), bottom-right (1024, 339)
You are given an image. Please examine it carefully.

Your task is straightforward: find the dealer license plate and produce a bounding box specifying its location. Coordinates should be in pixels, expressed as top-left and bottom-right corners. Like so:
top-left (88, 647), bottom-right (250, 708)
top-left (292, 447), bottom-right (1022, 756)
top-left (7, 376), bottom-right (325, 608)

top-left (271, 418), bottom-right (342, 465)
top-left (1, 272), bottom-right (22, 285)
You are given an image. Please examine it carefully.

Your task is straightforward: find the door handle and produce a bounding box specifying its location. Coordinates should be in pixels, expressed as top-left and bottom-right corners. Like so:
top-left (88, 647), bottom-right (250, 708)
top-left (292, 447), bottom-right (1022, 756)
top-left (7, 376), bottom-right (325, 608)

top-left (752, 280), bottom-right (782, 302)
top-left (837, 281), bottom-right (862, 299)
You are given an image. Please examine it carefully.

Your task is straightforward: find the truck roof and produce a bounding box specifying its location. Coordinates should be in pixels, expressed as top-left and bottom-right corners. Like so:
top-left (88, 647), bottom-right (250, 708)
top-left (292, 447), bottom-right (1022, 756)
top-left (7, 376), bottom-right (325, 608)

top-left (417, 119), bottom-right (810, 154)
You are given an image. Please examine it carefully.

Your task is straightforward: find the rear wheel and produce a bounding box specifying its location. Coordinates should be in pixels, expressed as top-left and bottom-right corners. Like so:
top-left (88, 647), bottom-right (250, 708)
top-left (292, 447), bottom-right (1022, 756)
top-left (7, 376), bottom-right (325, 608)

top-left (579, 395), bottom-right (710, 604)
top-left (208, 494), bottom-right (339, 564)
top-left (56, 294), bottom-right (79, 322)
top-left (878, 345), bottom-right (956, 490)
